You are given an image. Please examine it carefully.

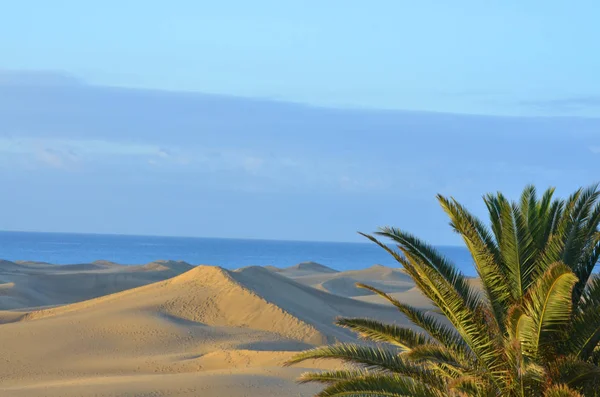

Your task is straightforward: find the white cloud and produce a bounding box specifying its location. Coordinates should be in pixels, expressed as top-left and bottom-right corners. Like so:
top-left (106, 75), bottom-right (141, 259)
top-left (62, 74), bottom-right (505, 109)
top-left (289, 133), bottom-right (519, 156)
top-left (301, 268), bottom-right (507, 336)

top-left (242, 156), bottom-right (264, 173)
top-left (0, 137), bottom-right (169, 170)
top-left (36, 148), bottom-right (66, 169)
top-left (0, 137), bottom-right (163, 159)
top-left (0, 136), bottom-right (378, 193)
top-left (157, 148), bottom-right (170, 158)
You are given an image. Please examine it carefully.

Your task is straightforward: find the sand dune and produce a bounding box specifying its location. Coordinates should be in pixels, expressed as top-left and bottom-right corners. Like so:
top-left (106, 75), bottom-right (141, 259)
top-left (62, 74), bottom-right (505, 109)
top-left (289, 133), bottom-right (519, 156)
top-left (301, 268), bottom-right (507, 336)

top-left (0, 259), bottom-right (193, 310)
top-left (274, 261), bottom-right (339, 277)
top-left (286, 264), bottom-right (414, 299)
top-left (317, 276), bottom-right (411, 297)
top-left (341, 264), bottom-right (412, 282)
top-left (0, 261), bottom-right (424, 396)
top-left (354, 286), bottom-right (434, 309)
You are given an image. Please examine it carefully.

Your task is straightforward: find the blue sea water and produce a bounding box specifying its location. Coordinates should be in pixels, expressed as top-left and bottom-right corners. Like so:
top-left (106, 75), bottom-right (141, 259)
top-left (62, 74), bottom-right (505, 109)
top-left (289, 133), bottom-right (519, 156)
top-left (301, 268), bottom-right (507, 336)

top-left (0, 231), bottom-right (476, 275)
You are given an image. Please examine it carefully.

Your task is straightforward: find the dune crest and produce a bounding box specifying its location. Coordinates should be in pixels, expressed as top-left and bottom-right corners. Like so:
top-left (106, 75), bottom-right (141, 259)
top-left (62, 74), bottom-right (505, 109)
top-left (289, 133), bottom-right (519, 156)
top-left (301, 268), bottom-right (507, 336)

top-left (0, 259), bottom-right (194, 310)
top-left (22, 265), bottom-right (327, 344)
top-left (0, 261), bottom-right (421, 396)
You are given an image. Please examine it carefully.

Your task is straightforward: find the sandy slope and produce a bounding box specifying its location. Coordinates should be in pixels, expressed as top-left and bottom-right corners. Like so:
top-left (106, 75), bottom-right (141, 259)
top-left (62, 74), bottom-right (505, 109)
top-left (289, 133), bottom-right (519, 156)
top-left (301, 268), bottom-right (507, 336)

top-left (0, 260), bottom-right (427, 396)
top-left (283, 264), bottom-right (415, 298)
top-left (0, 260), bottom-right (193, 310)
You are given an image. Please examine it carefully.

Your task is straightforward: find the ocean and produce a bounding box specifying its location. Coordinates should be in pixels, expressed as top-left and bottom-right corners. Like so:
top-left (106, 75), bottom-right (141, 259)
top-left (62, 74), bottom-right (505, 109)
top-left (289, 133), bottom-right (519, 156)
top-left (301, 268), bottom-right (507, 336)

top-left (0, 231), bottom-right (476, 275)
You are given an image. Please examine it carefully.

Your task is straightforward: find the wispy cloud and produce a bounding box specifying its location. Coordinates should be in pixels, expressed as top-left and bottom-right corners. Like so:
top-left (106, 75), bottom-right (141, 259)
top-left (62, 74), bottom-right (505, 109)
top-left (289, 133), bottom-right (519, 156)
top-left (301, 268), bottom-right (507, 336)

top-left (0, 137), bottom-right (164, 170)
top-left (36, 148), bottom-right (69, 169)
top-left (520, 96), bottom-right (600, 113)
top-left (0, 128), bottom-right (590, 198)
top-left (0, 137), bottom-right (160, 157)
top-left (242, 156), bottom-right (264, 173)
top-left (156, 148), bottom-right (170, 158)
top-left (0, 69), bottom-right (83, 86)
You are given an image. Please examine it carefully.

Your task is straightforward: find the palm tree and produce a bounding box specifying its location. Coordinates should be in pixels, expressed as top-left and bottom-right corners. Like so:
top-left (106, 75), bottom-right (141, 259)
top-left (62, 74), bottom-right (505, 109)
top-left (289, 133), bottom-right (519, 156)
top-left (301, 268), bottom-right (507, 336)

top-left (287, 185), bottom-right (600, 396)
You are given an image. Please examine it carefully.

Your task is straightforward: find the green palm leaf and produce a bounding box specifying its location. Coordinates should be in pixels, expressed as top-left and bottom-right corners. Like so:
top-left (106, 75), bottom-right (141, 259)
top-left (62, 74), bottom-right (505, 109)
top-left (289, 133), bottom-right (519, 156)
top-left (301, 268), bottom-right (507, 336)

top-left (361, 232), bottom-right (510, 391)
top-left (374, 227), bottom-right (480, 311)
top-left (355, 284), bottom-right (465, 347)
top-left (566, 277), bottom-right (600, 359)
top-left (402, 344), bottom-right (465, 374)
top-left (517, 263), bottom-right (578, 360)
top-left (298, 370), bottom-right (370, 384)
top-left (335, 318), bottom-right (430, 351)
top-left (437, 194), bottom-right (510, 331)
top-left (314, 374), bottom-right (443, 397)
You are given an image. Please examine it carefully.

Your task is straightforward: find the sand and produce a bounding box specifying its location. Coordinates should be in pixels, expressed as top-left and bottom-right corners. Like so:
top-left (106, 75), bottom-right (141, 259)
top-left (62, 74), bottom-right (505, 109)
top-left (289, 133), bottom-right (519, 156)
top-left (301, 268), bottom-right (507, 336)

top-left (0, 259), bottom-right (430, 396)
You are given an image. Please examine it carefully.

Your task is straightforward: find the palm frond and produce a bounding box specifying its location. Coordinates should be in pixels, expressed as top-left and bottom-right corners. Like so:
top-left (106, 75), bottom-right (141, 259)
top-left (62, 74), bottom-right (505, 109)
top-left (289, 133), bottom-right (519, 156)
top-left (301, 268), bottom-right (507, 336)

top-left (535, 187), bottom-right (557, 247)
top-left (484, 192), bottom-right (505, 246)
top-left (374, 227), bottom-right (480, 312)
top-left (298, 369), bottom-right (370, 384)
top-left (335, 317), bottom-right (430, 351)
top-left (402, 344), bottom-right (464, 371)
top-left (285, 344), bottom-right (438, 384)
top-left (561, 184), bottom-right (600, 269)
top-left (518, 263), bottom-right (578, 360)
top-left (354, 282), bottom-right (472, 364)
top-left (437, 194), bottom-right (510, 331)
top-left (399, 250), bottom-right (509, 387)
top-left (572, 232), bottom-right (600, 305)
top-left (314, 373), bottom-right (443, 397)
top-left (514, 362), bottom-right (547, 397)
top-left (543, 384), bottom-right (584, 397)
top-left (549, 355), bottom-right (600, 395)
top-left (498, 196), bottom-right (538, 301)
top-left (361, 231), bottom-right (498, 369)
top-left (448, 374), bottom-right (493, 396)
top-left (566, 277), bottom-right (600, 359)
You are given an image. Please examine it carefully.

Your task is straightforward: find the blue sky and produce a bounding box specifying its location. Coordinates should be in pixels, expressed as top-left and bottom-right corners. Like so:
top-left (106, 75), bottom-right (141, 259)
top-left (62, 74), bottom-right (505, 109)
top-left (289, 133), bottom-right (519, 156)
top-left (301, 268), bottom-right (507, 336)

top-left (1, 1), bottom-right (599, 244)
top-left (3, 1), bottom-right (600, 116)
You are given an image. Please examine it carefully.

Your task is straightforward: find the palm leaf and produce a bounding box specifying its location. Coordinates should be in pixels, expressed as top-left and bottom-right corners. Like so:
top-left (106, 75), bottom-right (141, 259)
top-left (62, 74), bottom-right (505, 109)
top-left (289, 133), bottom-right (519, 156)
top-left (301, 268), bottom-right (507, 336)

top-left (498, 197), bottom-right (538, 301)
top-left (549, 355), bottom-right (600, 395)
top-left (518, 263), bottom-right (578, 360)
top-left (448, 374), bottom-right (494, 396)
top-left (373, 227), bottom-right (480, 312)
top-left (566, 277), bottom-right (600, 359)
top-left (285, 344), bottom-right (442, 387)
top-left (561, 185), bottom-right (600, 269)
top-left (398, 249), bottom-right (509, 388)
top-left (355, 282), bottom-right (474, 366)
top-left (298, 369), bottom-right (370, 384)
top-left (437, 194), bottom-right (510, 331)
top-left (361, 231), bottom-right (498, 369)
top-left (572, 232), bottom-right (600, 305)
top-left (484, 192), bottom-right (505, 246)
top-left (543, 384), bottom-right (584, 397)
top-left (402, 344), bottom-right (465, 373)
top-left (314, 373), bottom-right (443, 397)
top-left (335, 318), bottom-right (430, 351)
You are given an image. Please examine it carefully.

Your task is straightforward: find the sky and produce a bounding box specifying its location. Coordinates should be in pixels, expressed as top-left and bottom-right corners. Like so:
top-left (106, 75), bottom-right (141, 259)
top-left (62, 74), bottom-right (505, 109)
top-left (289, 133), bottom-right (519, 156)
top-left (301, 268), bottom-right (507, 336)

top-left (1, 1), bottom-right (600, 244)
top-left (2, 1), bottom-right (600, 116)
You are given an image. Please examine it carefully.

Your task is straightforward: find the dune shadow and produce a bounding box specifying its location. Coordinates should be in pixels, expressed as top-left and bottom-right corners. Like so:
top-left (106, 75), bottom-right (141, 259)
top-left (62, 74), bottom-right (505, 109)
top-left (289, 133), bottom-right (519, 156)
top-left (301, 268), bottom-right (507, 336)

top-left (236, 340), bottom-right (315, 352)
top-left (155, 312), bottom-right (207, 327)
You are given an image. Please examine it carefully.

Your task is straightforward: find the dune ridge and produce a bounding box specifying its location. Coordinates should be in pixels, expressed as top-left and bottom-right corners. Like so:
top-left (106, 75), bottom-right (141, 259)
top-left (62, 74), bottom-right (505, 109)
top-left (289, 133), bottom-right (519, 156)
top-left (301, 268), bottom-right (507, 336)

top-left (20, 265), bottom-right (327, 344)
top-left (0, 260), bottom-right (420, 396)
